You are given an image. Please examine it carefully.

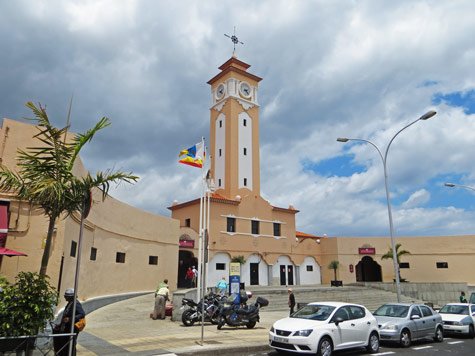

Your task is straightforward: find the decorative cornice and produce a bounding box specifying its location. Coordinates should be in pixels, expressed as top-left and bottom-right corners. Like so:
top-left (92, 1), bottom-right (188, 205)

top-left (212, 99), bottom-right (227, 111)
top-left (237, 98), bottom-right (255, 110)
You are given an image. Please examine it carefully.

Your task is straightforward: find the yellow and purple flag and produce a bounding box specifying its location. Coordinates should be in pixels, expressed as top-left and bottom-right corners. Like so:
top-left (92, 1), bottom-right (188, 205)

top-left (179, 141), bottom-right (205, 168)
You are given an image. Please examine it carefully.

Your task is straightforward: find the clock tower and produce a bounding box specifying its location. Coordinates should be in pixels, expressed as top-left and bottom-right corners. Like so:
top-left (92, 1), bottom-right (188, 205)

top-left (207, 55), bottom-right (262, 199)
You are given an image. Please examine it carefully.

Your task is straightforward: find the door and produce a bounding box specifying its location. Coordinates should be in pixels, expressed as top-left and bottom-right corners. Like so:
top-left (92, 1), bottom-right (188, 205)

top-left (409, 306), bottom-right (424, 339)
top-left (287, 265), bottom-right (294, 285)
top-left (331, 306), bottom-right (356, 348)
top-left (280, 265), bottom-right (286, 285)
top-left (348, 306), bottom-right (371, 345)
top-left (250, 263), bottom-right (259, 285)
top-left (419, 305), bottom-right (436, 337)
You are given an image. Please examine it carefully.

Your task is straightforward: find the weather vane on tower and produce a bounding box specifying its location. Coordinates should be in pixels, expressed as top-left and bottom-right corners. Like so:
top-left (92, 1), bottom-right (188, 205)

top-left (224, 26), bottom-right (243, 57)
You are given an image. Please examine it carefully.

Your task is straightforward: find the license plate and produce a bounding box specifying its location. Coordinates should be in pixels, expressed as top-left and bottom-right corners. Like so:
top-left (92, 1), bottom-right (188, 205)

top-left (274, 336), bottom-right (288, 343)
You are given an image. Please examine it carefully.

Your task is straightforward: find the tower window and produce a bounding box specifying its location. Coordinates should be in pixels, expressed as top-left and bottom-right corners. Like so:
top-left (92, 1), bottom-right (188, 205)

top-left (227, 217), bottom-right (235, 232)
top-left (252, 220), bottom-right (259, 234)
top-left (219, 149), bottom-right (222, 157)
top-left (218, 179), bottom-right (222, 187)
top-left (219, 120), bottom-right (222, 128)
top-left (273, 223), bottom-right (281, 236)
top-left (243, 147), bottom-right (247, 156)
top-left (244, 178), bottom-right (247, 186)
top-left (243, 119), bottom-right (247, 127)
top-left (185, 218), bottom-right (191, 227)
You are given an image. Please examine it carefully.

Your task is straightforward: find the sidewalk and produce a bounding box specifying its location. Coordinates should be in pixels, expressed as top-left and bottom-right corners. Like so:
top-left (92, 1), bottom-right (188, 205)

top-left (77, 293), bottom-right (287, 356)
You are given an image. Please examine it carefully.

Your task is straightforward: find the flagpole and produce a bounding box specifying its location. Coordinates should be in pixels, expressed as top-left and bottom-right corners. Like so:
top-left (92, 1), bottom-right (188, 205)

top-left (199, 138), bottom-right (206, 346)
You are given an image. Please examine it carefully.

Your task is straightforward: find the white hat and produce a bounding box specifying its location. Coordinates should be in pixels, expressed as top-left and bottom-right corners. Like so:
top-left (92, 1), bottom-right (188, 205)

top-left (64, 288), bottom-right (75, 297)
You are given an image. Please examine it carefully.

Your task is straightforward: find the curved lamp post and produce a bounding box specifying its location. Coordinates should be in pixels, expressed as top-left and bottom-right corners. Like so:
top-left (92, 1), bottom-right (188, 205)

top-left (337, 110), bottom-right (436, 302)
top-left (445, 183), bottom-right (475, 192)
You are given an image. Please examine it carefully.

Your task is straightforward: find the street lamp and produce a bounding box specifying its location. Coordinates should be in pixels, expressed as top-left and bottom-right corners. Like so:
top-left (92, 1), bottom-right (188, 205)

top-left (337, 110), bottom-right (436, 302)
top-left (445, 183), bottom-right (475, 192)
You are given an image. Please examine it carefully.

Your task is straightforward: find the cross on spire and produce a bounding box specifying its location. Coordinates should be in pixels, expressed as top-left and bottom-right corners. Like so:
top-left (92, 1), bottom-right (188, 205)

top-left (224, 26), bottom-right (243, 57)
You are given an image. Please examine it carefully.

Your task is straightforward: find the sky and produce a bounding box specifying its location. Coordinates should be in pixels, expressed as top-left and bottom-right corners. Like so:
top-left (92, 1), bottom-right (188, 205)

top-left (1, 0), bottom-right (475, 238)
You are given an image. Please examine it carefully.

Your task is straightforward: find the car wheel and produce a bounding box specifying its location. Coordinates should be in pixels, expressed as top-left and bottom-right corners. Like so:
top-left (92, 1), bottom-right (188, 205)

top-left (400, 329), bottom-right (411, 348)
top-left (433, 326), bottom-right (443, 342)
top-left (468, 324), bottom-right (474, 338)
top-left (181, 309), bottom-right (195, 327)
top-left (317, 336), bottom-right (333, 356)
top-left (366, 332), bottom-right (380, 353)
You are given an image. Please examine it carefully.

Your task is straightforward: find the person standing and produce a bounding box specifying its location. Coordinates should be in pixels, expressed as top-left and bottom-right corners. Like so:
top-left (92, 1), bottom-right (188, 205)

top-left (185, 267), bottom-right (195, 288)
top-left (460, 291), bottom-right (467, 303)
top-left (53, 288), bottom-right (86, 356)
top-left (288, 288), bottom-right (296, 316)
top-left (153, 283), bottom-right (170, 319)
top-left (216, 277), bottom-right (228, 296)
top-left (192, 266), bottom-right (198, 287)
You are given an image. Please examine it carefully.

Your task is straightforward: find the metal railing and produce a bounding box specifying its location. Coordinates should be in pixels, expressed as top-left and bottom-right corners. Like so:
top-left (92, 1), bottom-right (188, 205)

top-left (0, 333), bottom-right (76, 356)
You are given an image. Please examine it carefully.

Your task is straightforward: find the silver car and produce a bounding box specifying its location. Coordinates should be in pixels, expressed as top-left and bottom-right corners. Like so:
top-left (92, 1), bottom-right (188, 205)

top-left (374, 303), bottom-right (444, 347)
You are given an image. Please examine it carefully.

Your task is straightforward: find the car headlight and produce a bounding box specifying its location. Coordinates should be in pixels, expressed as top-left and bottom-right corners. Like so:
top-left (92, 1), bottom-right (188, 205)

top-left (454, 321), bottom-right (464, 326)
top-left (293, 329), bottom-right (313, 337)
top-left (270, 326), bottom-right (275, 333)
top-left (381, 324), bottom-right (399, 330)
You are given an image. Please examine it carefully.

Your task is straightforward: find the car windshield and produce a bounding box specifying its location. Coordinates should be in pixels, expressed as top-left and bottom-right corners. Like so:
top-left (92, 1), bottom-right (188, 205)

top-left (291, 305), bottom-right (336, 321)
top-left (374, 304), bottom-right (409, 318)
top-left (439, 305), bottom-right (469, 315)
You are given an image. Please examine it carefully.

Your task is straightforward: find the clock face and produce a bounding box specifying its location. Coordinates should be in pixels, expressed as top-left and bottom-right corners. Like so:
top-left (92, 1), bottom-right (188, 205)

top-left (216, 83), bottom-right (225, 100)
top-left (239, 82), bottom-right (251, 98)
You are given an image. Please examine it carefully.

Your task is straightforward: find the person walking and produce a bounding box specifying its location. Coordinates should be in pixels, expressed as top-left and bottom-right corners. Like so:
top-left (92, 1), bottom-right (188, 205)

top-left (53, 288), bottom-right (86, 356)
top-left (185, 267), bottom-right (195, 288)
top-left (288, 288), bottom-right (296, 316)
top-left (460, 291), bottom-right (467, 303)
top-left (216, 277), bottom-right (228, 296)
top-left (153, 283), bottom-right (170, 319)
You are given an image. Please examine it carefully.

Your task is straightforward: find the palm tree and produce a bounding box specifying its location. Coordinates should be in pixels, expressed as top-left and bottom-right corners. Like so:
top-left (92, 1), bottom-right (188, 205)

top-left (328, 260), bottom-right (341, 281)
top-left (0, 102), bottom-right (138, 276)
top-left (381, 243), bottom-right (410, 281)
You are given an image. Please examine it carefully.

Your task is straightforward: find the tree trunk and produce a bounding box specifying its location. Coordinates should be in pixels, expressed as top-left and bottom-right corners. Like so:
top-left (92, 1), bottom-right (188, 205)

top-left (333, 268), bottom-right (337, 281)
top-left (39, 217), bottom-right (56, 276)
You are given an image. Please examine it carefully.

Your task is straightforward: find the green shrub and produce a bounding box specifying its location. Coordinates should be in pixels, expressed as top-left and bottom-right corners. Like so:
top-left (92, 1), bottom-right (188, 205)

top-left (0, 272), bottom-right (58, 336)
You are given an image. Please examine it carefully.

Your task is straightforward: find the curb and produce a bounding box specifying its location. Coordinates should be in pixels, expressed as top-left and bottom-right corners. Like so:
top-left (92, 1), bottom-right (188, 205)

top-left (174, 343), bottom-right (272, 356)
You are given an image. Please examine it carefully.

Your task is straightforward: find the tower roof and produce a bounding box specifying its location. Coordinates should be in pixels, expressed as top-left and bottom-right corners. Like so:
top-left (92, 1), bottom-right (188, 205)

top-left (207, 57), bottom-right (262, 86)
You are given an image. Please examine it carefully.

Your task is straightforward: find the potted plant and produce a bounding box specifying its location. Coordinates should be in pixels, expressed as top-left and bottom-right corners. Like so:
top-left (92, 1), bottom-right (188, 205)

top-left (0, 271), bottom-right (58, 353)
top-left (328, 260), bottom-right (343, 287)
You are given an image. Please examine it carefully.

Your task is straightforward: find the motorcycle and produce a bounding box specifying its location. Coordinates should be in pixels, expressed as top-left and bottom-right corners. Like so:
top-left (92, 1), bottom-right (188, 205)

top-left (181, 292), bottom-right (225, 326)
top-left (216, 291), bottom-right (269, 330)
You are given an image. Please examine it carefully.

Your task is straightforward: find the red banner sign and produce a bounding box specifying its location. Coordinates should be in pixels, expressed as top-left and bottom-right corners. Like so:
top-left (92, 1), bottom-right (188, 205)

top-left (359, 247), bottom-right (375, 255)
top-left (179, 240), bottom-right (194, 248)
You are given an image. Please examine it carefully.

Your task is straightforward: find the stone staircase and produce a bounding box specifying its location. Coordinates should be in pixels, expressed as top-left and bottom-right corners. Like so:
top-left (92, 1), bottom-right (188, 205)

top-left (247, 285), bottom-right (428, 313)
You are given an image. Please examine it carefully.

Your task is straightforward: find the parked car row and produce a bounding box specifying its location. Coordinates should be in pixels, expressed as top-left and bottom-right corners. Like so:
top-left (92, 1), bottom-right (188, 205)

top-left (269, 301), bottom-right (475, 356)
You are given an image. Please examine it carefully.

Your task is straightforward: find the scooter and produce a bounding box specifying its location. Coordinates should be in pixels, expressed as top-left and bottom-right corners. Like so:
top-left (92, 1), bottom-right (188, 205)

top-left (216, 292), bottom-right (269, 330)
top-left (181, 293), bottom-right (225, 326)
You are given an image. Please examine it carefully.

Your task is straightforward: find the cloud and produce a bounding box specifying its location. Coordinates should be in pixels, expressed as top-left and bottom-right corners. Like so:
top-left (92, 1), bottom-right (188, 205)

top-left (401, 189), bottom-right (430, 209)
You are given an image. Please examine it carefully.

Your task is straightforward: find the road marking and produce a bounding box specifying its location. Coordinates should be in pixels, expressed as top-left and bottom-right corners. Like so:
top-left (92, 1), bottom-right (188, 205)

top-left (412, 346), bottom-right (433, 350)
top-left (448, 341), bottom-right (464, 345)
top-left (373, 352), bottom-right (395, 355)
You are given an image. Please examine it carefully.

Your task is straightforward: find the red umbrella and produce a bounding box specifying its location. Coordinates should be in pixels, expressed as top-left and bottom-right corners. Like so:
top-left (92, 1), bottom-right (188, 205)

top-left (0, 247), bottom-right (27, 257)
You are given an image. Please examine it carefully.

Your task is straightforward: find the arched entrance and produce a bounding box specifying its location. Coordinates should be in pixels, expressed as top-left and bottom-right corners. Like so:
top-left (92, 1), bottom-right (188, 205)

top-left (178, 250), bottom-right (197, 288)
top-left (356, 256), bottom-right (382, 282)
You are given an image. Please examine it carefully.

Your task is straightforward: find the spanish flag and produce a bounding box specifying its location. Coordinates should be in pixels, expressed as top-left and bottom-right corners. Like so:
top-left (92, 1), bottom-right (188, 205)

top-left (179, 141), bottom-right (205, 168)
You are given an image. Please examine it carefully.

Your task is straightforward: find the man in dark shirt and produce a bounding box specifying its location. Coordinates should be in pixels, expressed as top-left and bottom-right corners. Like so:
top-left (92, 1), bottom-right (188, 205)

top-left (288, 288), bottom-right (296, 316)
top-left (53, 288), bottom-right (86, 356)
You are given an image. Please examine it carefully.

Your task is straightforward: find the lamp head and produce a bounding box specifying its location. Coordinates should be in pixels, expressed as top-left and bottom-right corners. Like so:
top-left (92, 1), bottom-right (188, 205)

top-left (419, 110), bottom-right (437, 120)
top-left (337, 137), bottom-right (349, 142)
top-left (445, 183), bottom-right (455, 187)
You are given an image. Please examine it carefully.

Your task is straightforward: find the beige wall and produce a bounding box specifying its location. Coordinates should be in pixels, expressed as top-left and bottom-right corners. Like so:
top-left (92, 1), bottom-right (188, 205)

top-left (0, 118), bottom-right (180, 305)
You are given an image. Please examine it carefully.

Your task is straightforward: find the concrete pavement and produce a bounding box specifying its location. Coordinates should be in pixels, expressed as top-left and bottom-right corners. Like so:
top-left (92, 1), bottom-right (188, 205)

top-left (77, 293), bottom-right (287, 356)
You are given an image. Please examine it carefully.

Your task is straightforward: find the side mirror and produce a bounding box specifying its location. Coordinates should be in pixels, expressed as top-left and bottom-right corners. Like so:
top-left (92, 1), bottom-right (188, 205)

top-left (411, 315), bottom-right (421, 320)
top-left (333, 316), bottom-right (344, 326)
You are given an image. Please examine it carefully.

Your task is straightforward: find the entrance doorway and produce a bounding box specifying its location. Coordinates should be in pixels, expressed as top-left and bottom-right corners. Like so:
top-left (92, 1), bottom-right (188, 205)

top-left (178, 250), bottom-right (198, 288)
top-left (279, 264), bottom-right (294, 286)
top-left (355, 256), bottom-right (382, 282)
top-left (250, 263), bottom-right (259, 285)
top-left (287, 265), bottom-right (294, 285)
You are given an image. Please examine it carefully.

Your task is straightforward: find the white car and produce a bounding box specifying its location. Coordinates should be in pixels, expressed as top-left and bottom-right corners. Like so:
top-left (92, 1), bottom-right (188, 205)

top-left (439, 303), bottom-right (475, 338)
top-left (269, 302), bottom-right (380, 356)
